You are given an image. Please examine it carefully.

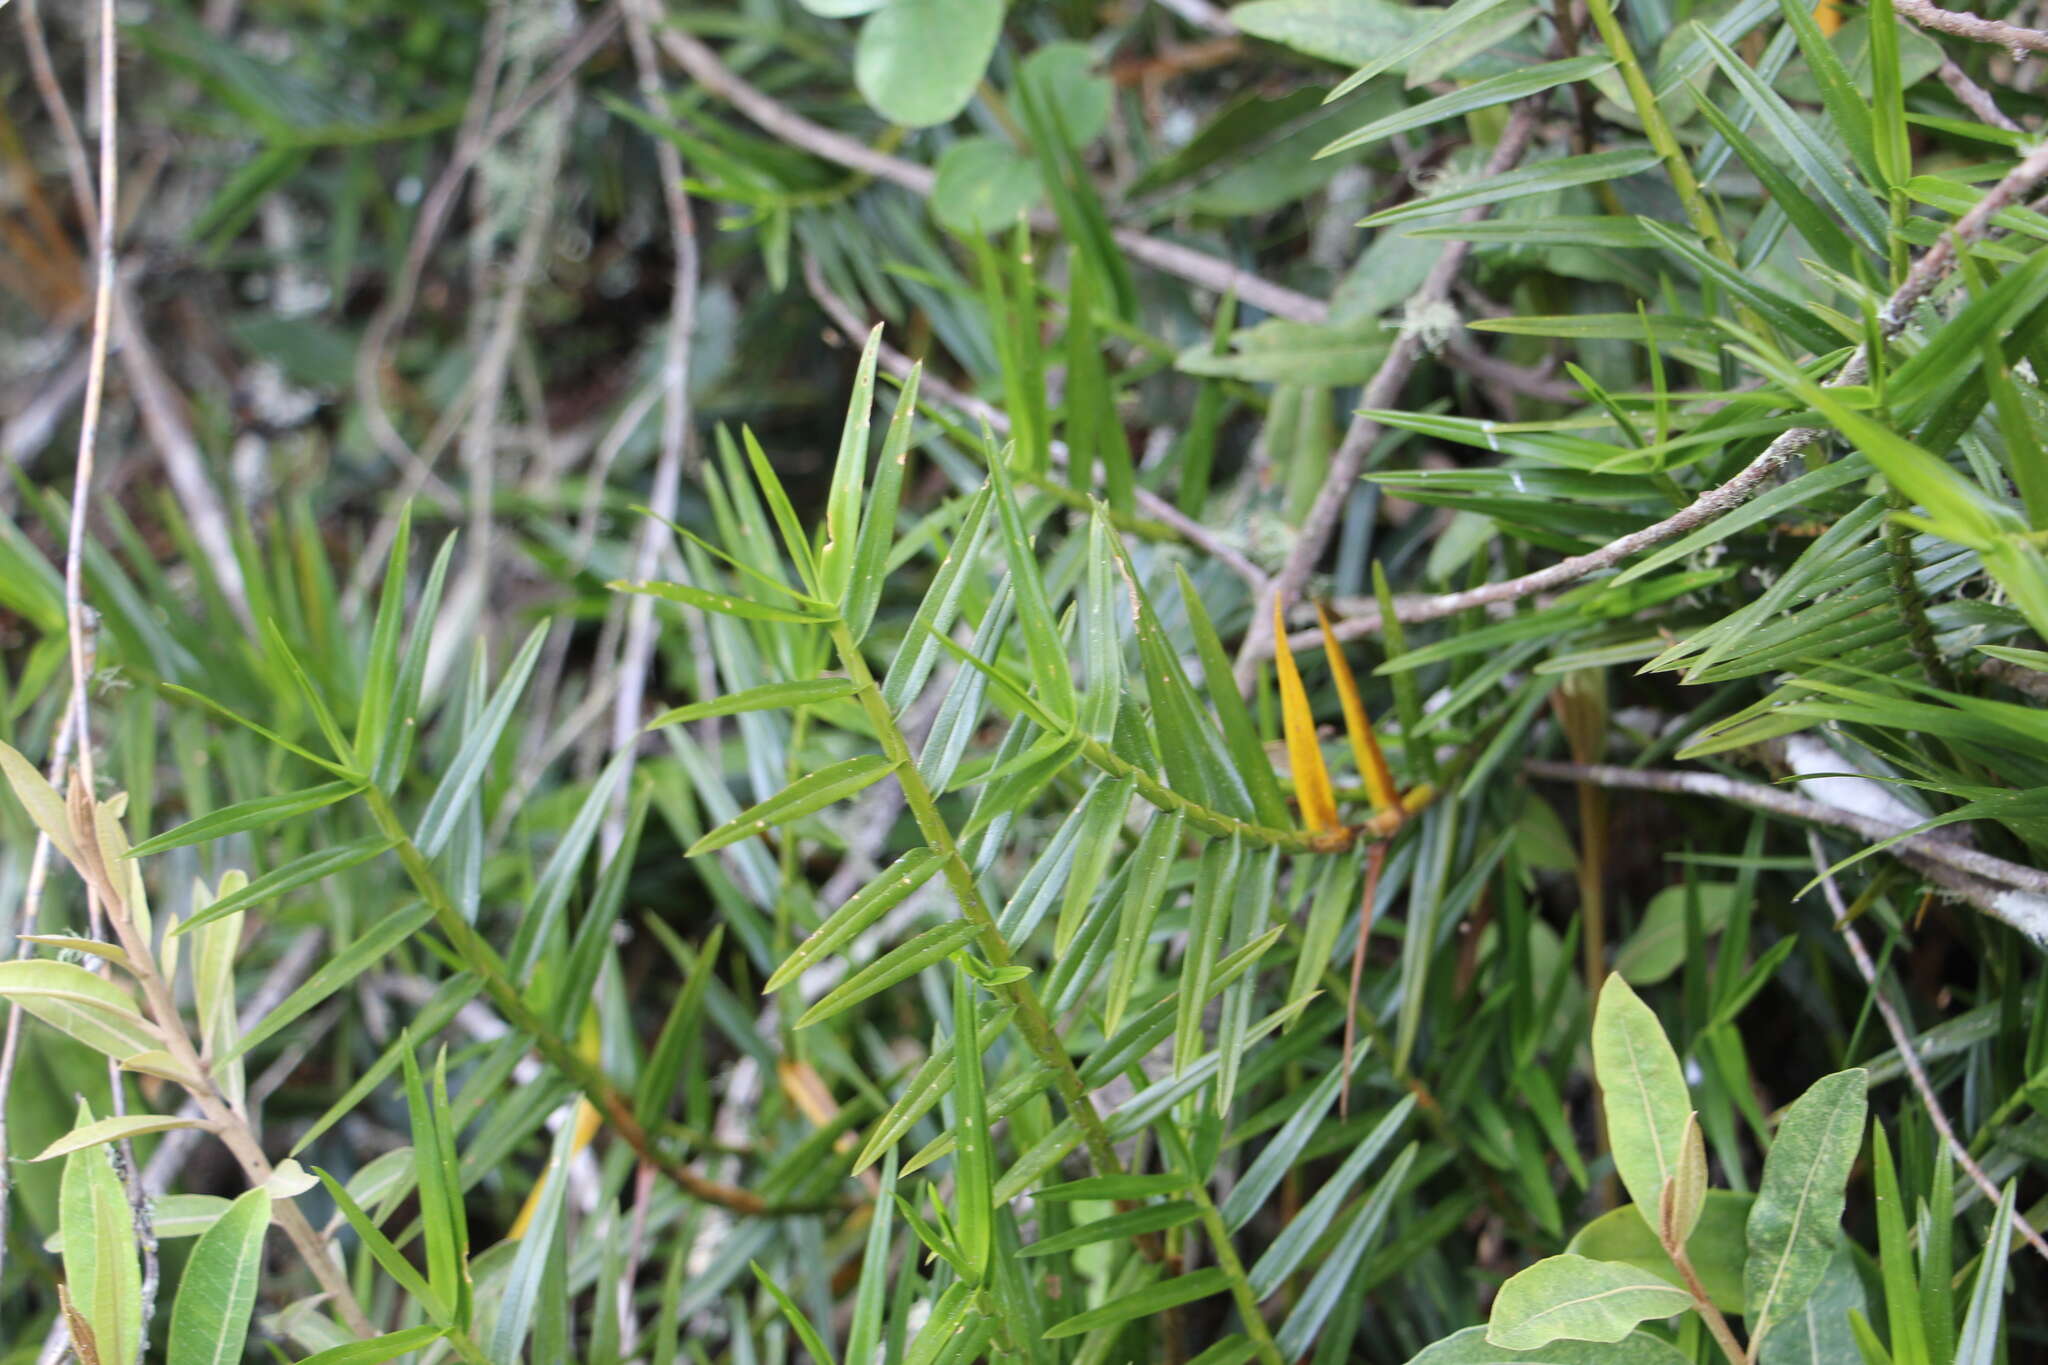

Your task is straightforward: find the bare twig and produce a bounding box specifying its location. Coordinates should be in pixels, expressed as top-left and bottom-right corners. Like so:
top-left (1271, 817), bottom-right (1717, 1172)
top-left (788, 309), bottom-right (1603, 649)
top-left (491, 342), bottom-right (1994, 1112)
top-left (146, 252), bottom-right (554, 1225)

top-left (1233, 105), bottom-right (1542, 688)
top-left (1896, 0), bottom-right (2048, 53)
top-left (17, 0), bottom-right (253, 626)
top-left (1265, 136), bottom-right (2048, 660)
top-left (1937, 57), bottom-right (2021, 131)
top-left (1525, 760), bottom-right (2048, 924)
top-left (1153, 0), bottom-right (1239, 33)
top-left (654, 25), bottom-right (1328, 324)
top-left (801, 254), bottom-right (1272, 592)
top-left (348, 7), bottom-right (622, 607)
top-left (611, 0), bottom-right (701, 854)
top-left (1805, 832), bottom-right (2048, 1263)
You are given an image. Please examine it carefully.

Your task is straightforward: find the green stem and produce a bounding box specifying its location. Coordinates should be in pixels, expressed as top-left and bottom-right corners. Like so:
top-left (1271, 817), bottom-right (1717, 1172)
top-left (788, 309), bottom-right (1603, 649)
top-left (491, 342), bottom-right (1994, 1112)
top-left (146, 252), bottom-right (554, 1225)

top-left (1155, 1121), bottom-right (1288, 1365)
top-left (1580, 0), bottom-right (1737, 267)
top-left (829, 623), bottom-right (1132, 1182)
top-left (1671, 1242), bottom-right (1747, 1365)
top-left (1882, 488), bottom-right (1953, 690)
top-left (1073, 731), bottom-right (1323, 851)
top-left (358, 786), bottom-right (840, 1218)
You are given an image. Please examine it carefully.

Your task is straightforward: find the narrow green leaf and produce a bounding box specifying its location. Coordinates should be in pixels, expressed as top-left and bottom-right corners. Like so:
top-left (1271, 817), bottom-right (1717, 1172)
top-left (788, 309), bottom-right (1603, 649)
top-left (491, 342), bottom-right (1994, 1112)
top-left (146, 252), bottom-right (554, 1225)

top-left (353, 503), bottom-right (411, 772)
top-left (949, 966), bottom-right (993, 1281)
top-left (846, 362), bottom-right (923, 642)
top-left (223, 903), bottom-right (435, 1063)
top-left (1361, 150), bottom-right (1662, 228)
top-left (1274, 1143), bottom-right (1419, 1357)
top-left (33, 1113), bottom-right (209, 1161)
top-left (1870, 1121), bottom-right (1931, 1365)
top-left (414, 624), bottom-right (547, 857)
top-left (767, 848), bottom-right (946, 993)
top-left (175, 836), bottom-right (398, 936)
top-left (751, 1262), bottom-right (840, 1365)
top-left (296, 1326), bottom-right (447, 1363)
top-left (126, 780), bottom-right (363, 858)
top-left (1041, 1267), bottom-right (1232, 1339)
top-left (985, 456), bottom-right (1077, 720)
top-left (1176, 567), bottom-right (1291, 829)
top-left (1246, 1100), bottom-right (1415, 1291)
top-left (820, 324), bottom-right (883, 604)
top-left (844, 1151), bottom-right (898, 1365)
top-left (1021, 1201), bottom-right (1200, 1256)
top-left (1953, 1182), bottom-right (2017, 1365)
top-left (1322, 57), bottom-right (1613, 157)
top-left (611, 576), bottom-right (836, 625)
top-left (1104, 809), bottom-right (1182, 1037)
top-left (647, 678), bottom-right (859, 728)
top-left (312, 1167), bottom-right (450, 1321)
top-left (1700, 30), bottom-right (1887, 252)
top-left (491, 1120), bottom-right (576, 1363)
top-left (796, 922), bottom-right (980, 1029)
top-left (1323, 0), bottom-right (1515, 101)
top-left (686, 754), bottom-right (899, 856)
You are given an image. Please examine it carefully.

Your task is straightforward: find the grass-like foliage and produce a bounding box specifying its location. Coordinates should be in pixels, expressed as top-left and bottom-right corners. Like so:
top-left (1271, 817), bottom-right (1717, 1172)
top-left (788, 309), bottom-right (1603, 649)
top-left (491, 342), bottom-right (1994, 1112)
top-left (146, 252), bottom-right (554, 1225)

top-left (4, 0), bottom-right (2048, 1362)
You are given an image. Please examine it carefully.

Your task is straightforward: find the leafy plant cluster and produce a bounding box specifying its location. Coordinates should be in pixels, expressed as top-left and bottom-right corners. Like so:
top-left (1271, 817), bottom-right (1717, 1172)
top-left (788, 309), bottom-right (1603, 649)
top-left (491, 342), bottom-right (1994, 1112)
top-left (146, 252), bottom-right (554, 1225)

top-left (4, 0), bottom-right (2048, 1363)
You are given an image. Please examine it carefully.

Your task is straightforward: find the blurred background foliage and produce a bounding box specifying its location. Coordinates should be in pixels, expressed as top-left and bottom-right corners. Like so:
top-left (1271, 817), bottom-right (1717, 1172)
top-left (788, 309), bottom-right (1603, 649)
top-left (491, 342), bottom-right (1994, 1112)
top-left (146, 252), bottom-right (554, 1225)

top-left (4, 0), bottom-right (2048, 1361)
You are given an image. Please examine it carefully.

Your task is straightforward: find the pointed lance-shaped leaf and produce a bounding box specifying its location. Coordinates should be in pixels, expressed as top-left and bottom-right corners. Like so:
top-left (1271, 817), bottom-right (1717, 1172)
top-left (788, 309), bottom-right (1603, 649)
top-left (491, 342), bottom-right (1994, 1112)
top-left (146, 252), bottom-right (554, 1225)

top-left (1274, 594), bottom-right (1339, 834)
top-left (1316, 602), bottom-right (1398, 818)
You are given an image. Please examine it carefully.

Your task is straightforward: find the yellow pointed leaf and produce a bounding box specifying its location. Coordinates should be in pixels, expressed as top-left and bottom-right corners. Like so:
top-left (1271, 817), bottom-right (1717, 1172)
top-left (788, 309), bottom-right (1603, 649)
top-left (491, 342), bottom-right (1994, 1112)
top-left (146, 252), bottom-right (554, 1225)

top-left (510, 1016), bottom-right (606, 1241)
top-left (1273, 595), bottom-right (1339, 835)
top-left (1314, 603), bottom-right (1399, 818)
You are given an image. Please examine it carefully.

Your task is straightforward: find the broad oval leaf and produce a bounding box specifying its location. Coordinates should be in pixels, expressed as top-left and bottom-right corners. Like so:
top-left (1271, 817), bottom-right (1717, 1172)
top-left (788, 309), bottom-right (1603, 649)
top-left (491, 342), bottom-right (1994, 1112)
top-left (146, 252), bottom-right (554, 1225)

top-left (0, 959), bottom-right (163, 1062)
top-left (1486, 1255), bottom-right (1692, 1351)
top-left (60, 1102), bottom-right (142, 1365)
top-left (1745, 1068), bottom-right (1868, 1347)
top-left (1409, 1324), bottom-right (1692, 1363)
top-left (1613, 882), bottom-right (1742, 985)
top-left (1566, 1191), bottom-right (1752, 1315)
top-left (167, 1187), bottom-right (272, 1365)
top-left (0, 737), bottom-right (80, 864)
top-left (854, 0), bottom-right (1001, 128)
top-left (1592, 974), bottom-right (1691, 1219)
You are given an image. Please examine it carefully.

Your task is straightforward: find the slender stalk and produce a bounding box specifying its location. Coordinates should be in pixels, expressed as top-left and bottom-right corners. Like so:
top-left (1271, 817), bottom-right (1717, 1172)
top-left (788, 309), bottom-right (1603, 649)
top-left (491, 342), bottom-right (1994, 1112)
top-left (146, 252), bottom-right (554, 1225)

top-left (1807, 832), bottom-right (2048, 1263)
top-left (356, 785), bottom-right (842, 1218)
top-left (1578, 0), bottom-right (1735, 266)
top-left (1155, 1122), bottom-right (1288, 1365)
top-left (1882, 488), bottom-right (1953, 689)
top-left (61, 779), bottom-right (375, 1338)
top-left (828, 623), bottom-right (1131, 1181)
top-left (1669, 1242), bottom-right (1747, 1365)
